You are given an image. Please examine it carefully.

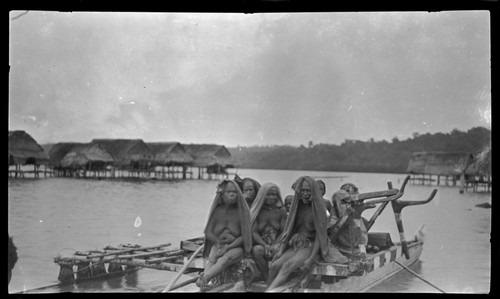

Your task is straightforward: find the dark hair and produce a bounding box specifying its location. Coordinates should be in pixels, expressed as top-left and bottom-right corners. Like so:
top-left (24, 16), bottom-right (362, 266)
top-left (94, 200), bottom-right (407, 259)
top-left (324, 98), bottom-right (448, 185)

top-left (317, 180), bottom-right (326, 190)
top-left (340, 183), bottom-right (358, 194)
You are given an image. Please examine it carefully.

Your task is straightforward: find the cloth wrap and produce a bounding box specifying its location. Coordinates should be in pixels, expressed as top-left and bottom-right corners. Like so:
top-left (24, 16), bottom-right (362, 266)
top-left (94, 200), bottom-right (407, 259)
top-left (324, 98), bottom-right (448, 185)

top-left (249, 182), bottom-right (284, 260)
top-left (202, 179), bottom-right (252, 259)
top-left (274, 176), bottom-right (330, 260)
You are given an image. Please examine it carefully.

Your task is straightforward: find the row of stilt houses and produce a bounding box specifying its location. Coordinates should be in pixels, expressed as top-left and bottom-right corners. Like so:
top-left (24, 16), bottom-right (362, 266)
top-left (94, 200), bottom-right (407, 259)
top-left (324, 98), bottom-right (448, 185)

top-left (406, 150), bottom-right (492, 193)
top-left (8, 130), bottom-right (238, 181)
top-left (9, 130), bottom-right (492, 193)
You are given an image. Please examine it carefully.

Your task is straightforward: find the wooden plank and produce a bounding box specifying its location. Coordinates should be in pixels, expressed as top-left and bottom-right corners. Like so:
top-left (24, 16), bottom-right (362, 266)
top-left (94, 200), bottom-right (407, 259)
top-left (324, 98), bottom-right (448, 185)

top-left (86, 243), bottom-right (172, 258)
top-left (180, 237), bottom-right (204, 252)
top-left (55, 248), bottom-right (183, 264)
top-left (352, 189), bottom-right (398, 201)
top-left (146, 255), bottom-right (184, 264)
top-left (118, 249), bottom-right (185, 259)
top-left (311, 263), bottom-right (350, 277)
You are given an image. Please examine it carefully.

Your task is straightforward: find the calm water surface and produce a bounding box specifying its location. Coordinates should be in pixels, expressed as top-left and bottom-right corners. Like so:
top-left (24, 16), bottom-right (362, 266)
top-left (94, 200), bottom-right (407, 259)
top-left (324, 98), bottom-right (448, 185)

top-left (8, 169), bottom-right (491, 293)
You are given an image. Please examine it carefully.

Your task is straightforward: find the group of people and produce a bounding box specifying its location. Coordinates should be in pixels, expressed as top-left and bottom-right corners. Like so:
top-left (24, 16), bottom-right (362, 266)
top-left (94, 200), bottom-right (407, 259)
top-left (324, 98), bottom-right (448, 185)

top-left (196, 175), bottom-right (369, 291)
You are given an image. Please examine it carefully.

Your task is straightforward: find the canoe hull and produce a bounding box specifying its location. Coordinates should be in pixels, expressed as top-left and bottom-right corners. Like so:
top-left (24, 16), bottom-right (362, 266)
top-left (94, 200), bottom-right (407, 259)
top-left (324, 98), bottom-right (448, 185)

top-left (299, 241), bottom-right (423, 293)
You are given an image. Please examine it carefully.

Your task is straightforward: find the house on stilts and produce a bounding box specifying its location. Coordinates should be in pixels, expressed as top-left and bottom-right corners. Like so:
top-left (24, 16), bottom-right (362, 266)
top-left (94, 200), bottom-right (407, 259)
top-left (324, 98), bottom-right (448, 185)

top-left (47, 142), bottom-right (85, 177)
top-left (146, 142), bottom-right (195, 180)
top-left (59, 143), bottom-right (115, 178)
top-left (406, 150), bottom-right (491, 193)
top-left (8, 130), bottom-right (51, 178)
top-left (184, 144), bottom-right (237, 180)
top-left (463, 146), bottom-right (491, 192)
top-left (89, 139), bottom-right (154, 179)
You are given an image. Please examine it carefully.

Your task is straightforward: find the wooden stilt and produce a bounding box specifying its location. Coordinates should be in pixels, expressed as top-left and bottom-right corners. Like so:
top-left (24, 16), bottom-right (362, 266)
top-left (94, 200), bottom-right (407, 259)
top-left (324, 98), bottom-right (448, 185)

top-left (91, 262), bottom-right (107, 277)
top-left (108, 263), bottom-right (123, 274)
top-left (57, 263), bottom-right (75, 283)
top-left (459, 173), bottom-right (465, 194)
top-left (76, 262), bottom-right (92, 281)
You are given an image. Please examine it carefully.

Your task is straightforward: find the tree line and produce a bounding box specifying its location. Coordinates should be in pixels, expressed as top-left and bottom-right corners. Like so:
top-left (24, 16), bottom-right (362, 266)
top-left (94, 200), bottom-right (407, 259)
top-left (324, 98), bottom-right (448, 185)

top-left (228, 127), bottom-right (491, 174)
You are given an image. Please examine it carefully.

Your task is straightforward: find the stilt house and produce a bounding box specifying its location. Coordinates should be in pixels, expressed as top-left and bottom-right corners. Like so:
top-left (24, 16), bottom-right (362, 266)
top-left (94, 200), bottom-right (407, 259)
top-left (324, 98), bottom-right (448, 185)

top-left (184, 144), bottom-right (237, 179)
top-left (8, 130), bottom-right (50, 178)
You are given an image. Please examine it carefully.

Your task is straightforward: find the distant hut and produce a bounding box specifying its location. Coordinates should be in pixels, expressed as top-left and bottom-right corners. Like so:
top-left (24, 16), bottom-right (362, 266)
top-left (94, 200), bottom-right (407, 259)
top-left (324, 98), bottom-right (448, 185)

top-left (464, 146), bottom-right (491, 192)
top-left (406, 151), bottom-right (474, 186)
top-left (8, 130), bottom-right (50, 178)
top-left (90, 139), bottom-right (153, 176)
top-left (184, 144), bottom-right (237, 179)
top-left (146, 142), bottom-right (194, 179)
top-left (60, 143), bottom-right (114, 178)
top-left (49, 142), bottom-right (83, 175)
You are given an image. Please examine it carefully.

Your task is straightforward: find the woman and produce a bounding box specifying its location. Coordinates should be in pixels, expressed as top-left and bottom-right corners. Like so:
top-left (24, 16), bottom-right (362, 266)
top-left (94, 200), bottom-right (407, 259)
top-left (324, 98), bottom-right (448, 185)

top-left (249, 183), bottom-right (287, 281)
top-left (196, 180), bottom-right (252, 289)
top-left (235, 175), bottom-right (261, 207)
top-left (266, 176), bottom-right (329, 291)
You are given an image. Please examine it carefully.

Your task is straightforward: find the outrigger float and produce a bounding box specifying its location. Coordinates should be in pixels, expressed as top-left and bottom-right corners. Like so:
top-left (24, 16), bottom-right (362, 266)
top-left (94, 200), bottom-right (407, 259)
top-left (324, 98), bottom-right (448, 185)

top-left (47, 175), bottom-right (437, 293)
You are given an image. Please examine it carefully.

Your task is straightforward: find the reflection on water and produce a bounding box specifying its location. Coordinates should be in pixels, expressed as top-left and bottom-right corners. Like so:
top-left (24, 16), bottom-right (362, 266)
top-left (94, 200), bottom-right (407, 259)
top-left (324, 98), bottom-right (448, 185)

top-left (8, 169), bottom-right (491, 293)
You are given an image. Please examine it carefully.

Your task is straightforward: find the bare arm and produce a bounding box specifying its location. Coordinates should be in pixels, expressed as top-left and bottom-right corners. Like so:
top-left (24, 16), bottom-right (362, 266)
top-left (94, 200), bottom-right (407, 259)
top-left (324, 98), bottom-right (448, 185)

top-left (252, 221), bottom-right (267, 247)
top-left (279, 208), bottom-right (287, 235)
top-left (224, 236), bottom-right (243, 251)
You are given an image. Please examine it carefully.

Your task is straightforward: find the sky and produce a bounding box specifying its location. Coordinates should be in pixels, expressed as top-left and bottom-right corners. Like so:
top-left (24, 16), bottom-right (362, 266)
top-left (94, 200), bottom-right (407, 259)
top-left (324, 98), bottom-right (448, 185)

top-left (9, 11), bottom-right (491, 147)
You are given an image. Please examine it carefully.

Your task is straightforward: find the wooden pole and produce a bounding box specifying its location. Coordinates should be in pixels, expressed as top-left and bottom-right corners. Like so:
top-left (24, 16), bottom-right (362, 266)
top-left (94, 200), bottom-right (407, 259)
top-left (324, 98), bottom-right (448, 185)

top-left (167, 276), bottom-right (200, 292)
top-left (394, 261), bottom-right (446, 293)
top-left (366, 182), bottom-right (393, 231)
top-left (86, 243), bottom-right (172, 258)
top-left (459, 172), bottom-right (465, 194)
top-left (162, 244), bottom-right (204, 293)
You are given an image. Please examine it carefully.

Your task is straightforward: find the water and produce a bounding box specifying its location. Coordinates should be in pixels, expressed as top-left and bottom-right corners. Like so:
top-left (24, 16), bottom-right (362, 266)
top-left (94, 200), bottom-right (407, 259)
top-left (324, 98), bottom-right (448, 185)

top-left (8, 169), bottom-right (491, 293)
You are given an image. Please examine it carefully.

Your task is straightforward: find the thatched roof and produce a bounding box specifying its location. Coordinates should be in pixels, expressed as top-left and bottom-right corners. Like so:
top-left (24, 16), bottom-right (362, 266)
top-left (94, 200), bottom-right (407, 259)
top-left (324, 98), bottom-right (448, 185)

top-left (465, 146), bottom-right (491, 176)
top-left (146, 142), bottom-right (194, 166)
top-left (90, 139), bottom-right (153, 167)
top-left (9, 130), bottom-right (49, 165)
top-left (47, 142), bottom-right (84, 166)
top-left (406, 151), bottom-right (474, 176)
top-left (184, 144), bottom-right (236, 168)
top-left (60, 143), bottom-right (114, 169)
top-left (41, 143), bottom-right (55, 155)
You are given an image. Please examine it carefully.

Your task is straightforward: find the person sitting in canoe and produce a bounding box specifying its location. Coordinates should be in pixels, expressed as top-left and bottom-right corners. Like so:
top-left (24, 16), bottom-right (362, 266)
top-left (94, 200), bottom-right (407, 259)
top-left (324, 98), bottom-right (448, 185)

top-left (266, 176), bottom-right (330, 291)
top-left (249, 183), bottom-right (287, 282)
top-left (196, 180), bottom-right (252, 290)
top-left (234, 175), bottom-right (261, 208)
top-left (328, 185), bottom-right (369, 259)
top-left (317, 180), bottom-right (332, 217)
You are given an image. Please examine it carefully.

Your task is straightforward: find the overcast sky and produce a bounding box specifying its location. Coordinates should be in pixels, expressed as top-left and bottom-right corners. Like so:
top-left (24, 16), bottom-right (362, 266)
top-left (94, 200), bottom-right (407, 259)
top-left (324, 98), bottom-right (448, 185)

top-left (9, 11), bottom-right (491, 147)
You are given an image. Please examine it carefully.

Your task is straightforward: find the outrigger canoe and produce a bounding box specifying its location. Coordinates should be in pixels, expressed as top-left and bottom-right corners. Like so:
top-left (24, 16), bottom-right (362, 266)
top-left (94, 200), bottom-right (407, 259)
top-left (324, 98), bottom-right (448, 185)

top-left (29, 175), bottom-right (437, 293)
top-left (175, 226), bottom-right (426, 292)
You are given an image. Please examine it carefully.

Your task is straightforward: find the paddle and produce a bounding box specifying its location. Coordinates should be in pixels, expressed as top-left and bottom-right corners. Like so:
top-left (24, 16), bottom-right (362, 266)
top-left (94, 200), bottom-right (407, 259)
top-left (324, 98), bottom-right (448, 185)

top-left (162, 244), bottom-right (204, 293)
